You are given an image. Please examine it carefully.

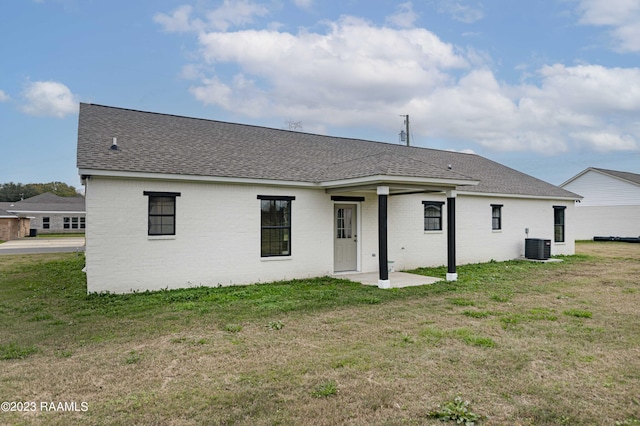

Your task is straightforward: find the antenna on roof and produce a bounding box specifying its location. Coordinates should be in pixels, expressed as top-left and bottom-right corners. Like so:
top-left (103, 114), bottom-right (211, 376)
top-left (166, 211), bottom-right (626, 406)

top-left (399, 114), bottom-right (409, 146)
top-left (111, 137), bottom-right (118, 150)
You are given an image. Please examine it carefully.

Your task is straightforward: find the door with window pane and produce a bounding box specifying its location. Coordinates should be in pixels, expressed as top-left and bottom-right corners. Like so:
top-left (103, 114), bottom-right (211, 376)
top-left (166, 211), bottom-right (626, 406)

top-left (334, 204), bottom-right (357, 272)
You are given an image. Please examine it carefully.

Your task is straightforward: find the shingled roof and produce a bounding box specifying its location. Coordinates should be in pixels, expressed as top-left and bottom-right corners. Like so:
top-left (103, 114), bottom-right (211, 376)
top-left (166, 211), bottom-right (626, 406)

top-left (0, 208), bottom-right (18, 218)
top-left (7, 193), bottom-right (85, 212)
top-left (77, 103), bottom-right (580, 199)
top-left (591, 168), bottom-right (640, 186)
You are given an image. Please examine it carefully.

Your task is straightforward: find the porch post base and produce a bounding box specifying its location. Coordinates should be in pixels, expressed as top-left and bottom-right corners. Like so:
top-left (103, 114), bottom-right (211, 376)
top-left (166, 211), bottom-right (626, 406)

top-left (446, 272), bottom-right (458, 282)
top-left (378, 279), bottom-right (391, 289)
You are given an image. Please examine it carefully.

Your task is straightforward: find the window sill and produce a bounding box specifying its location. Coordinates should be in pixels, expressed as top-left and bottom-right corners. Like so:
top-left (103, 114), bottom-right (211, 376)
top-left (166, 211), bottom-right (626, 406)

top-left (148, 235), bottom-right (176, 240)
top-left (260, 256), bottom-right (292, 262)
top-left (492, 229), bottom-right (502, 233)
top-left (424, 230), bottom-right (443, 234)
top-left (554, 242), bottom-right (566, 245)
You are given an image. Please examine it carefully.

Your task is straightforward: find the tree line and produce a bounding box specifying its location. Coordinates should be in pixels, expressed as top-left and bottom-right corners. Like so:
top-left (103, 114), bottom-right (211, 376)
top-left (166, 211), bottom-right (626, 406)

top-left (0, 182), bottom-right (80, 202)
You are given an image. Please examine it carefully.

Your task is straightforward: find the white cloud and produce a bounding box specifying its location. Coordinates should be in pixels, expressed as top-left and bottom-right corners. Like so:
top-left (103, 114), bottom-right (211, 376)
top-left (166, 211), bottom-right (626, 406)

top-left (292, 0), bottom-right (313, 10)
top-left (158, 7), bottom-right (640, 155)
top-left (191, 15), bottom-right (468, 123)
top-left (21, 81), bottom-right (79, 118)
top-left (154, 1), bottom-right (269, 33)
top-left (570, 131), bottom-right (638, 151)
top-left (438, 0), bottom-right (484, 24)
top-left (576, 0), bottom-right (640, 52)
top-left (154, 5), bottom-right (198, 33)
top-left (386, 2), bottom-right (419, 29)
top-left (0, 90), bottom-right (9, 102)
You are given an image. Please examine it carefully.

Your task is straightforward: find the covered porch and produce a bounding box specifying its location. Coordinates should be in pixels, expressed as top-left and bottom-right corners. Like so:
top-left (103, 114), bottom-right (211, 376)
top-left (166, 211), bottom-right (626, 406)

top-left (323, 174), bottom-right (478, 289)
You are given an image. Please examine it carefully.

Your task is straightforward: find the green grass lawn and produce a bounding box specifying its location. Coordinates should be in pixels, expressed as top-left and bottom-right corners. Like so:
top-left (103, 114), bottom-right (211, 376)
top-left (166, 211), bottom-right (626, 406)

top-left (1, 243), bottom-right (639, 425)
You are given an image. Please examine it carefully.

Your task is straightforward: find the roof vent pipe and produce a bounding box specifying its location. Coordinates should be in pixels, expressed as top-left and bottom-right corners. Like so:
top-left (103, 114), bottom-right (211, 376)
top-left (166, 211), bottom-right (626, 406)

top-left (111, 137), bottom-right (118, 150)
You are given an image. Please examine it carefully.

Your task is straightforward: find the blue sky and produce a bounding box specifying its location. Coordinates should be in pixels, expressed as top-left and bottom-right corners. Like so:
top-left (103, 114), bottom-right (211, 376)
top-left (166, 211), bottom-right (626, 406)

top-left (2, 0), bottom-right (640, 189)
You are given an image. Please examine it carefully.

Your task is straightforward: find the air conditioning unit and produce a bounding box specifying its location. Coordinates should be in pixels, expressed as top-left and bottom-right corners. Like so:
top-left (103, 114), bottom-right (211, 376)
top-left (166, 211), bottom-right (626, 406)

top-left (525, 238), bottom-right (551, 260)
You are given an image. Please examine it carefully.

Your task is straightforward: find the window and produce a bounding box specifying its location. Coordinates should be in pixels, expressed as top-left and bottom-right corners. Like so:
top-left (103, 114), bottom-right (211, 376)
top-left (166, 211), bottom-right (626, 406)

top-left (144, 191), bottom-right (181, 236)
top-left (336, 207), bottom-right (352, 239)
top-left (43, 217), bottom-right (50, 229)
top-left (554, 206), bottom-right (566, 243)
top-left (80, 217), bottom-right (86, 229)
top-left (423, 201), bottom-right (444, 231)
top-left (258, 195), bottom-right (295, 257)
top-left (64, 216), bottom-right (82, 229)
top-left (491, 204), bottom-right (502, 230)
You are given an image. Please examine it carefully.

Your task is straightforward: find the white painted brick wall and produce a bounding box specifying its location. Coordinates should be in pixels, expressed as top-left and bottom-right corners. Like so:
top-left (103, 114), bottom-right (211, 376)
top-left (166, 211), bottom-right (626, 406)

top-left (85, 178), bottom-right (333, 293)
top-left (384, 193), bottom-right (575, 270)
top-left (85, 178), bottom-right (576, 293)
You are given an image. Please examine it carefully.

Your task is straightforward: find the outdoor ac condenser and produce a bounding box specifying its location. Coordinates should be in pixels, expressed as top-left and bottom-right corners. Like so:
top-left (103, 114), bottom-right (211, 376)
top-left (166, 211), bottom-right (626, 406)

top-left (525, 238), bottom-right (551, 260)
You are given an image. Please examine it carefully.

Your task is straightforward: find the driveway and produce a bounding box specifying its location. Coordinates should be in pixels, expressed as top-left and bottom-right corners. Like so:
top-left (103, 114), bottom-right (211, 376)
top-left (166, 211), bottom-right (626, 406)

top-left (0, 238), bottom-right (85, 255)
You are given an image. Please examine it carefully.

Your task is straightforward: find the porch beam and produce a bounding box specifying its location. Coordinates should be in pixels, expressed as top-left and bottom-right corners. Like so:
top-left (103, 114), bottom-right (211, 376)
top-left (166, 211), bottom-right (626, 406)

top-left (446, 190), bottom-right (457, 281)
top-left (377, 186), bottom-right (390, 289)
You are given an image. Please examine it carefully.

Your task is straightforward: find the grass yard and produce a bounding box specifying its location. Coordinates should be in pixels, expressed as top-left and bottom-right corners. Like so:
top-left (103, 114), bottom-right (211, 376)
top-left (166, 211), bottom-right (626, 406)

top-left (0, 242), bottom-right (639, 425)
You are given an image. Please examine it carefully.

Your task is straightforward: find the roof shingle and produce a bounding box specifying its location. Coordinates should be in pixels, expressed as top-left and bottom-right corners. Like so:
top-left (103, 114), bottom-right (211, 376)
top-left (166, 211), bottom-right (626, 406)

top-left (8, 193), bottom-right (85, 212)
top-left (77, 103), bottom-right (579, 199)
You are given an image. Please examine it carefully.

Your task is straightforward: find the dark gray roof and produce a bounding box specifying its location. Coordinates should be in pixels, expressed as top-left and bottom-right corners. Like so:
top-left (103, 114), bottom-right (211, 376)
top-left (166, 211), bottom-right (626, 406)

top-left (8, 193), bottom-right (85, 212)
top-left (592, 168), bottom-right (640, 186)
top-left (77, 103), bottom-right (580, 199)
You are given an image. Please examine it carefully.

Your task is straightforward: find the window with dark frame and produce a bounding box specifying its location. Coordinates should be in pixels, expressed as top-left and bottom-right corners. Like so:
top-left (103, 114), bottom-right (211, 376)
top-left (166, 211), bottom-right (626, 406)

top-left (144, 191), bottom-right (181, 236)
top-left (422, 201), bottom-right (444, 231)
top-left (43, 217), bottom-right (50, 229)
top-left (258, 195), bottom-right (295, 257)
top-left (554, 206), bottom-right (566, 243)
top-left (63, 217), bottom-right (70, 229)
top-left (491, 204), bottom-right (502, 230)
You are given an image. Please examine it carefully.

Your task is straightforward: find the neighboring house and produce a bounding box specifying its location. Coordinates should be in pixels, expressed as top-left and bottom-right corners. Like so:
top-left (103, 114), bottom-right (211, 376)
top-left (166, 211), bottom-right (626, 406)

top-left (77, 103), bottom-right (581, 294)
top-left (0, 209), bottom-right (30, 241)
top-left (560, 168), bottom-right (640, 240)
top-left (3, 193), bottom-right (86, 234)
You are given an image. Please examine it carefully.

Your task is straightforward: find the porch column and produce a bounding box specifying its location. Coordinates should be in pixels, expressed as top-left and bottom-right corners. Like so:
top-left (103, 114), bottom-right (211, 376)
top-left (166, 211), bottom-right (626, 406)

top-left (446, 190), bottom-right (458, 281)
top-left (377, 186), bottom-right (390, 289)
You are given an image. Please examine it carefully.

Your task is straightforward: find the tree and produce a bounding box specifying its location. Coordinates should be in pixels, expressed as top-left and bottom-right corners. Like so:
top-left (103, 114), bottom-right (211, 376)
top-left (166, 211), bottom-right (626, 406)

top-left (0, 182), bottom-right (80, 202)
top-left (285, 120), bottom-right (303, 131)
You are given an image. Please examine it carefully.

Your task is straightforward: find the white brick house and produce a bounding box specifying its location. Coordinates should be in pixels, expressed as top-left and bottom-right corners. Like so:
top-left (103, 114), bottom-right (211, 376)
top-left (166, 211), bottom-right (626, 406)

top-left (560, 168), bottom-right (640, 240)
top-left (77, 104), bottom-right (581, 294)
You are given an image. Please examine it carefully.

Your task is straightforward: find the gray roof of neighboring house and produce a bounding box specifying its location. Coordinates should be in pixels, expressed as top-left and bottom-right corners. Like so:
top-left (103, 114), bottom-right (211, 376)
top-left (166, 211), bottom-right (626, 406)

top-left (77, 103), bottom-right (580, 199)
top-left (7, 193), bottom-right (85, 212)
top-left (0, 208), bottom-right (18, 218)
top-left (592, 168), bottom-right (640, 186)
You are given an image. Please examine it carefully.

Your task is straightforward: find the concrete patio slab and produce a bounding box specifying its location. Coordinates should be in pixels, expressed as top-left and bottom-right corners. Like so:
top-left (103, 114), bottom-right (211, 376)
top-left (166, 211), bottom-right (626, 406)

top-left (334, 271), bottom-right (441, 288)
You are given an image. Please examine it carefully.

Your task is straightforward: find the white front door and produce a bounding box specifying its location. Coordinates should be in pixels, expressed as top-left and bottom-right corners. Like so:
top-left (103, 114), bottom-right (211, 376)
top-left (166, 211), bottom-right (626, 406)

top-left (334, 204), bottom-right (357, 272)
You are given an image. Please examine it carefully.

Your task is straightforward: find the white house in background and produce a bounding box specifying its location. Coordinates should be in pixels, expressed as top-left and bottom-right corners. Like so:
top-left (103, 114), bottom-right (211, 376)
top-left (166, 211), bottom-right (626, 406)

top-left (560, 168), bottom-right (640, 240)
top-left (77, 103), bottom-right (581, 294)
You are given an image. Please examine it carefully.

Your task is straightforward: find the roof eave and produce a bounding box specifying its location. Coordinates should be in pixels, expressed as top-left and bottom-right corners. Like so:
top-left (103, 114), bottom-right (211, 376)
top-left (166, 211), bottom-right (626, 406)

top-left (79, 169), bottom-right (480, 190)
top-left (79, 168), bottom-right (320, 187)
top-left (320, 174), bottom-right (479, 190)
top-left (456, 190), bottom-right (582, 201)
